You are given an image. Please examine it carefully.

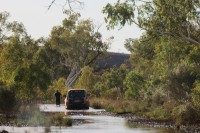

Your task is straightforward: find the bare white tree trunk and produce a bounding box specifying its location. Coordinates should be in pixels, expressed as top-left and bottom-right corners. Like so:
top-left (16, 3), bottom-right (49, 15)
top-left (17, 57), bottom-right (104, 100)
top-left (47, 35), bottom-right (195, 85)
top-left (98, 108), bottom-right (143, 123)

top-left (65, 66), bottom-right (81, 87)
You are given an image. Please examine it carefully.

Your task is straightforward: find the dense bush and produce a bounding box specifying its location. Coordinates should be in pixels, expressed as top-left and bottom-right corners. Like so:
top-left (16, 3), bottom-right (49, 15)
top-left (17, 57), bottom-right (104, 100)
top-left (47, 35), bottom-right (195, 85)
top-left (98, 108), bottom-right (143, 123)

top-left (46, 77), bottom-right (67, 103)
top-left (102, 87), bottom-right (123, 100)
top-left (0, 88), bottom-right (17, 115)
top-left (172, 103), bottom-right (198, 125)
top-left (167, 61), bottom-right (197, 100)
top-left (124, 71), bottom-right (145, 100)
top-left (90, 98), bottom-right (105, 109)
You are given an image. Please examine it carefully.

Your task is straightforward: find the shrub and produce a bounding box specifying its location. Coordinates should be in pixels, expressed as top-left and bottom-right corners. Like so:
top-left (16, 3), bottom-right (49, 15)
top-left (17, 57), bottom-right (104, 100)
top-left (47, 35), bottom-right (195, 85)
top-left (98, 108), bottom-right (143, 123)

top-left (46, 77), bottom-right (67, 103)
top-left (124, 71), bottom-right (145, 100)
top-left (168, 61), bottom-right (197, 100)
top-left (91, 98), bottom-right (140, 114)
top-left (90, 98), bottom-right (104, 109)
top-left (102, 87), bottom-right (122, 100)
top-left (0, 88), bottom-right (17, 115)
top-left (63, 117), bottom-right (72, 126)
top-left (51, 113), bottom-right (63, 126)
top-left (191, 81), bottom-right (200, 109)
top-left (145, 106), bottom-right (171, 120)
top-left (50, 113), bottom-right (72, 126)
top-left (172, 103), bottom-right (198, 125)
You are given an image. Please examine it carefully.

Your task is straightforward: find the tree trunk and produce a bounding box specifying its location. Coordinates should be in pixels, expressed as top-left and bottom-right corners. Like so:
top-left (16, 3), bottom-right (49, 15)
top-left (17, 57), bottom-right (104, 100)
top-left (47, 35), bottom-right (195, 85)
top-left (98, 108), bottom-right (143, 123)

top-left (65, 66), bottom-right (81, 87)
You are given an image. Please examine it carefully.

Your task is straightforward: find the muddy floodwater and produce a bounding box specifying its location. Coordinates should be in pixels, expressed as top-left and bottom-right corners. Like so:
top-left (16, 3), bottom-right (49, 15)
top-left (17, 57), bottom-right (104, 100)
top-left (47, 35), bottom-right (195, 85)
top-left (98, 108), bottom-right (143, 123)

top-left (0, 104), bottom-right (178, 133)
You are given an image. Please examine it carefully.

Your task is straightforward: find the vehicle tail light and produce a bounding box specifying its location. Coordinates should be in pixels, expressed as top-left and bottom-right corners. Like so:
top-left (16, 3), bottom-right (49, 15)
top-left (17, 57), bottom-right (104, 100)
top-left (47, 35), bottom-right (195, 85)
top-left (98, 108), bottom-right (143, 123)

top-left (85, 98), bottom-right (89, 103)
top-left (65, 98), bottom-right (68, 104)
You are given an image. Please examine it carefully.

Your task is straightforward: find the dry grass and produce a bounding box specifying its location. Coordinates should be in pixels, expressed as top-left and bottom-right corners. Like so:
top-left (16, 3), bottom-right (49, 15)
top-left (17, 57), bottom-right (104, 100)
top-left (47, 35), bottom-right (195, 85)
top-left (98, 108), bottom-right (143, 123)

top-left (90, 98), bottom-right (141, 114)
top-left (90, 98), bottom-right (183, 122)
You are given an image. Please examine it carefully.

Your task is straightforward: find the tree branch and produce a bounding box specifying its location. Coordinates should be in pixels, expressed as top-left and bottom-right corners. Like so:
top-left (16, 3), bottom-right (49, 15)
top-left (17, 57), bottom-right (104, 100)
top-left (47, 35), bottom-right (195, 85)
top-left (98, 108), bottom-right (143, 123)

top-left (86, 51), bottom-right (103, 66)
top-left (48, 0), bottom-right (56, 10)
top-left (132, 20), bottom-right (200, 45)
top-left (48, 0), bottom-right (84, 11)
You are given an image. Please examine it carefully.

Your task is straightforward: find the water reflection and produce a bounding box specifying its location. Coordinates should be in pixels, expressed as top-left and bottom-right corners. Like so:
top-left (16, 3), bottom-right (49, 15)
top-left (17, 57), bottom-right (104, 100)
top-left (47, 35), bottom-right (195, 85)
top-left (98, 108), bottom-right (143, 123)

top-left (65, 110), bottom-right (91, 126)
top-left (0, 104), bottom-right (178, 133)
top-left (55, 115), bottom-right (178, 133)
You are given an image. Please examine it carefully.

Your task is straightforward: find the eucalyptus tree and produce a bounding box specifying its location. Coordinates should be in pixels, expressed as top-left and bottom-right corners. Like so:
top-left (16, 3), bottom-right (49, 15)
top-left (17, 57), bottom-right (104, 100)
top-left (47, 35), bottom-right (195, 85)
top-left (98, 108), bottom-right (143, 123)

top-left (14, 52), bottom-right (51, 102)
top-left (0, 11), bottom-right (27, 46)
top-left (47, 11), bottom-right (111, 87)
top-left (103, 0), bottom-right (200, 46)
top-left (0, 11), bottom-right (29, 84)
top-left (124, 33), bottom-right (198, 101)
top-left (0, 36), bottom-right (25, 84)
top-left (0, 11), bottom-right (50, 102)
top-left (102, 0), bottom-right (200, 102)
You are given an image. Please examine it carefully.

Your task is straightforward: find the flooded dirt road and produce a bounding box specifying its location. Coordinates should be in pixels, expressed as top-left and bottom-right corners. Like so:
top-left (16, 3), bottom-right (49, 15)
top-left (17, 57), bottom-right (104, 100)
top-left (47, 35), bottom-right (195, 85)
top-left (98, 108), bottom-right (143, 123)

top-left (39, 104), bottom-right (105, 113)
top-left (0, 104), bottom-right (178, 133)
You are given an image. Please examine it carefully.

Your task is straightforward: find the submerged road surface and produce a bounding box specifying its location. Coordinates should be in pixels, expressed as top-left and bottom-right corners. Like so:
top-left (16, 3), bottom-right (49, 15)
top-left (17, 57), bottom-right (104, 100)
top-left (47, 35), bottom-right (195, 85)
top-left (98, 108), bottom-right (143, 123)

top-left (0, 104), bottom-right (178, 133)
top-left (39, 104), bottom-right (105, 113)
top-left (41, 104), bottom-right (177, 133)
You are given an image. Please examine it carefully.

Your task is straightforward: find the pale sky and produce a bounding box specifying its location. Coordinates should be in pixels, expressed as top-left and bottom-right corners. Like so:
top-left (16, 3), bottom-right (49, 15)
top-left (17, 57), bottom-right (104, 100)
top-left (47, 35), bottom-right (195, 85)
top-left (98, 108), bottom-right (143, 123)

top-left (0, 0), bottom-right (143, 53)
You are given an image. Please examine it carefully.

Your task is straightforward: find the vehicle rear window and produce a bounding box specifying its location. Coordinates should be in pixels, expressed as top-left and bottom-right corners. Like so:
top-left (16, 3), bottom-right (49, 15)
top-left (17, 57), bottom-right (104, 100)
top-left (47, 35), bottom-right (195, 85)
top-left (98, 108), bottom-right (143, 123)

top-left (68, 90), bottom-right (85, 98)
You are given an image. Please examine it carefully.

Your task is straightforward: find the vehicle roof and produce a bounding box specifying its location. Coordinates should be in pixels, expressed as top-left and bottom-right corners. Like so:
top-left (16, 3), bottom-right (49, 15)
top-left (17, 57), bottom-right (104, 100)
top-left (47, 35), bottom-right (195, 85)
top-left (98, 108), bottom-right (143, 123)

top-left (68, 89), bottom-right (86, 92)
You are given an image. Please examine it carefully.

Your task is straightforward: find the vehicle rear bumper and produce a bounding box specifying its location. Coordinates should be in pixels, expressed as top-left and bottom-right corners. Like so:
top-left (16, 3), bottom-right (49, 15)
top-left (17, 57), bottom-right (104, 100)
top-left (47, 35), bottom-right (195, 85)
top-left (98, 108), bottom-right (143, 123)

top-left (67, 103), bottom-right (89, 110)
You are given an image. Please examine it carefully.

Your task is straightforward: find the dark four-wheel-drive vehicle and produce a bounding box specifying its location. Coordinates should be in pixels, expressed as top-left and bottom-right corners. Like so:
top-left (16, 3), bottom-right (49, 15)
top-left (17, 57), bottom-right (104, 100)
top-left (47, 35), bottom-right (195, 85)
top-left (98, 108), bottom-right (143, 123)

top-left (64, 89), bottom-right (90, 110)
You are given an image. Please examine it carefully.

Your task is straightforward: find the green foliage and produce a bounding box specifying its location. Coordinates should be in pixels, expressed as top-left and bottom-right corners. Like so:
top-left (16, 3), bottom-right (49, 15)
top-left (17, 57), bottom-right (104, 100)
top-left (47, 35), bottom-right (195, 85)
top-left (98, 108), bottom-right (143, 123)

top-left (103, 87), bottom-right (122, 100)
top-left (191, 81), bottom-right (200, 109)
top-left (167, 61), bottom-right (197, 100)
top-left (43, 45), bottom-right (69, 80)
top-left (145, 106), bottom-right (171, 121)
top-left (188, 46), bottom-right (200, 65)
top-left (0, 28), bottom-right (44, 103)
top-left (33, 47), bottom-right (51, 70)
top-left (47, 77), bottom-right (67, 102)
top-left (102, 5), bottom-right (200, 122)
top-left (1, 5), bottom-right (200, 126)
top-left (0, 36), bottom-right (25, 84)
top-left (94, 65), bottom-right (128, 98)
top-left (103, 0), bottom-right (200, 45)
top-left (172, 103), bottom-right (198, 125)
top-left (105, 66), bottom-right (127, 90)
top-left (14, 63), bottom-right (51, 102)
top-left (75, 66), bottom-right (99, 93)
top-left (0, 11), bottom-right (27, 43)
top-left (103, 1), bottom-right (135, 29)
top-left (48, 11), bottom-right (110, 70)
top-left (124, 71), bottom-right (145, 99)
top-left (47, 10), bottom-right (112, 87)
top-left (6, 44), bottom-right (50, 103)
top-left (125, 36), bottom-right (155, 60)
